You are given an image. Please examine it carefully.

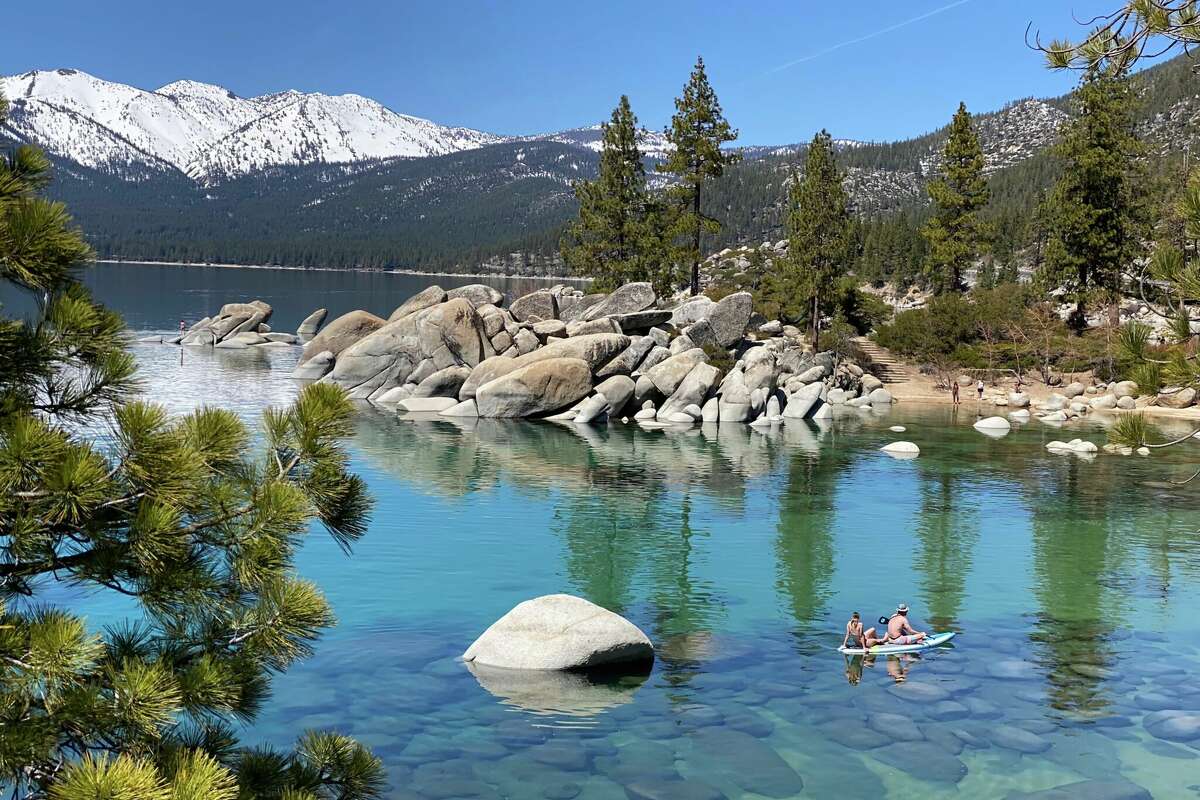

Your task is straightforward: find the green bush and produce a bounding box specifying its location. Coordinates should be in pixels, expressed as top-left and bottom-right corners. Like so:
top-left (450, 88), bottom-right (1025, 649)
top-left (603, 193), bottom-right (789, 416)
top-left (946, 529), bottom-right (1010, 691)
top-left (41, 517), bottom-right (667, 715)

top-left (873, 293), bottom-right (978, 359)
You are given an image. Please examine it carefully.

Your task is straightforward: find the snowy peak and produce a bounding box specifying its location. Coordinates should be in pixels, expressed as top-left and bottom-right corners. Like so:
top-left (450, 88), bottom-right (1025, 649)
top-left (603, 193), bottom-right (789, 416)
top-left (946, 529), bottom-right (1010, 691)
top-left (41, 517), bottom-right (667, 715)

top-left (522, 125), bottom-right (675, 159)
top-left (0, 68), bottom-right (501, 182)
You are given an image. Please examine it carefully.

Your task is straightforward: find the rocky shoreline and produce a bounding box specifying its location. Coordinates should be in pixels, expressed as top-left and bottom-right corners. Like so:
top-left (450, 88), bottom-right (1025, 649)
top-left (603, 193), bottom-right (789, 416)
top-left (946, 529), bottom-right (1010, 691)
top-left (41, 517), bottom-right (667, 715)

top-left (284, 282), bottom-right (893, 424)
top-left (147, 281), bottom-right (894, 424)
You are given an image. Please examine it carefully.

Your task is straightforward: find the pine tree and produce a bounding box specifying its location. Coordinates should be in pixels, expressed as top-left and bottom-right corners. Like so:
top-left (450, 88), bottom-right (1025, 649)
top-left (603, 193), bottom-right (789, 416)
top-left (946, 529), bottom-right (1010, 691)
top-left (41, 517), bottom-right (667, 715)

top-left (1038, 68), bottom-right (1147, 330)
top-left (562, 96), bottom-right (679, 298)
top-left (0, 93), bottom-right (384, 800)
top-left (922, 103), bottom-right (990, 294)
top-left (762, 131), bottom-right (852, 349)
top-left (659, 57), bottom-right (740, 296)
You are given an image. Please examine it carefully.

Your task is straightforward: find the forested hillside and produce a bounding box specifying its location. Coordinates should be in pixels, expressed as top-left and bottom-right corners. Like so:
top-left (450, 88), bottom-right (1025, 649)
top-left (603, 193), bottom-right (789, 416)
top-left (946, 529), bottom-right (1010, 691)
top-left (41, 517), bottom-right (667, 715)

top-left (7, 50), bottom-right (1198, 275)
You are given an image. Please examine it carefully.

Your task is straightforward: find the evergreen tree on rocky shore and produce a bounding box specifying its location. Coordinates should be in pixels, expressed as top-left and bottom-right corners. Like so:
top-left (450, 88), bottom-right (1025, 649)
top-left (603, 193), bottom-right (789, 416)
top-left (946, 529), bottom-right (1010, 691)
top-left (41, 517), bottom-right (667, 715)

top-left (762, 130), bottom-right (852, 349)
top-left (922, 103), bottom-right (990, 294)
top-left (660, 56), bottom-right (740, 296)
top-left (1038, 68), bottom-right (1147, 331)
top-left (562, 96), bottom-right (678, 297)
top-left (0, 93), bottom-right (383, 800)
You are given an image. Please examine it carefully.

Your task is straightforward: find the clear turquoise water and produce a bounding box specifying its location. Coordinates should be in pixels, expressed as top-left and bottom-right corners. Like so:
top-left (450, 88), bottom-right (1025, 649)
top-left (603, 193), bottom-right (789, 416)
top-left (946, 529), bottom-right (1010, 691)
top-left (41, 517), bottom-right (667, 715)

top-left (115, 342), bottom-right (1200, 800)
top-left (9, 265), bottom-right (1200, 799)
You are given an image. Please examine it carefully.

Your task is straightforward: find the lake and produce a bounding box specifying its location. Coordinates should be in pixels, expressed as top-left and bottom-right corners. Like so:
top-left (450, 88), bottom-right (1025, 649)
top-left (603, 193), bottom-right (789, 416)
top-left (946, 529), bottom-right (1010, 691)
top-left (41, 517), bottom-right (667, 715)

top-left (13, 263), bottom-right (1200, 798)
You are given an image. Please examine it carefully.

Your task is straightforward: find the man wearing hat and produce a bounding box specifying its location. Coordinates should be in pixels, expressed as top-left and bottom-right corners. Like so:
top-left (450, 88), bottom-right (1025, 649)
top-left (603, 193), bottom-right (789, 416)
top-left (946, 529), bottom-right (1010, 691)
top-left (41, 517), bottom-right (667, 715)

top-left (885, 603), bottom-right (927, 645)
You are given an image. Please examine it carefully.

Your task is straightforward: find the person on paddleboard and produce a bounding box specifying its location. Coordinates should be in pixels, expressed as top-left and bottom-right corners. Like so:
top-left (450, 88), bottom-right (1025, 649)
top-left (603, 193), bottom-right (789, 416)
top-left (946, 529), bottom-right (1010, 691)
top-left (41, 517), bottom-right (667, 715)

top-left (842, 612), bottom-right (886, 651)
top-left (885, 603), bottom-right (927, 645)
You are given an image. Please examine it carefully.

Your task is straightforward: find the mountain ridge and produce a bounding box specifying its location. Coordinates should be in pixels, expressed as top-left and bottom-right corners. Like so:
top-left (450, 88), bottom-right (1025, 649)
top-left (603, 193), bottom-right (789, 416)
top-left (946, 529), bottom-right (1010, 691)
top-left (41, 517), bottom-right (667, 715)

top-left (2, 54), bottom-right (1197, 274)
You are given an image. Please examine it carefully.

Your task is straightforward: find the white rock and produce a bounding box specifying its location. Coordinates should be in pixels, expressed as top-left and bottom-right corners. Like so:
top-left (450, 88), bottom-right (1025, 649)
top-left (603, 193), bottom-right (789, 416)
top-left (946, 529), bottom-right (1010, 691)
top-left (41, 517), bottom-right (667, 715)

top-left (372, 385), bottom-right (413, 406)
top-left (439, 399), bottom-right (479, 417)
top-left (574, 393), bottom-right (611, 425)
top-left (1117, 396), bottom-right (1137, 410)
top-left (399, 397), bottom-right (459, 413)
top-left (633, 407), bottom-right (657, 421)
top-left (1137, 446), bottom-right (1150, 456)
top-left (462, 594), bottom-right (653, 671)
top-left (881, 441), bottom-right (919, 457)
top-left (701, 397), bottom-right (720, 423)
top-left (868, 388), bottom-right (894, 405)
top-left (889, 425), bottom-right (906, 432)
top-left (973, 416), bottom-right (1011, 431)
top-left (1008, 409), bottom-right (1031, 421)
top-left (812, 403), bottom-right (833, 420)
top-left (663, 411), bottom-right (697, 424)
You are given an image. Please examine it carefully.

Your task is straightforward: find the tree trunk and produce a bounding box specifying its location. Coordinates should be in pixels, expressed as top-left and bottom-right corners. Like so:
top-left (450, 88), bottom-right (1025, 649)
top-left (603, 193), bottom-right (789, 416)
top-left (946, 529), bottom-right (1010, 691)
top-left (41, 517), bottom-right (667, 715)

top-left (811, 292), bottom-right (820, 351)
top-left (691, 184), bottom-right (701, 296)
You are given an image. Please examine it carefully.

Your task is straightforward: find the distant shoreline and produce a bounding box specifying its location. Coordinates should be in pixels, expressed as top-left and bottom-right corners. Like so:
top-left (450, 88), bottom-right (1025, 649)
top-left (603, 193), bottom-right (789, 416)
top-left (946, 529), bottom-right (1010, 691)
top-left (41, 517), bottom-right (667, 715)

top-left (94, 259), bottom-right (590, 283)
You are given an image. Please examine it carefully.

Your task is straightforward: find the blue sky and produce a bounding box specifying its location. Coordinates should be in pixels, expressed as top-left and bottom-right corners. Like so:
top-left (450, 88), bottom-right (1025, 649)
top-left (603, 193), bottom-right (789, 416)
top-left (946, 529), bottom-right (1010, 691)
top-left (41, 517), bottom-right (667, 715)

top-left (6, 1), bottom-right (1157, 144)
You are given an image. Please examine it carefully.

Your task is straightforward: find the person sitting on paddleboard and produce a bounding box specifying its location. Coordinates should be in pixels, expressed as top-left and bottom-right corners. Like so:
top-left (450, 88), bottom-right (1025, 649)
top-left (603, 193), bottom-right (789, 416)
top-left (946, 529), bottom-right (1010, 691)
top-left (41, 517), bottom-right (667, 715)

top-left (885, 603), bottom-right (927, 646)
top-left (842, 612), bottom-right (886, 650)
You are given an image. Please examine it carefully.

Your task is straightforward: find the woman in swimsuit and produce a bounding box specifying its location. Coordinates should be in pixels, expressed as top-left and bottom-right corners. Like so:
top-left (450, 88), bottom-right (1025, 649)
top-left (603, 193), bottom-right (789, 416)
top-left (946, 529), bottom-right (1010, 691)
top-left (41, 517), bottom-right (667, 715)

top-left (842, 612), bottom-right (885, 650)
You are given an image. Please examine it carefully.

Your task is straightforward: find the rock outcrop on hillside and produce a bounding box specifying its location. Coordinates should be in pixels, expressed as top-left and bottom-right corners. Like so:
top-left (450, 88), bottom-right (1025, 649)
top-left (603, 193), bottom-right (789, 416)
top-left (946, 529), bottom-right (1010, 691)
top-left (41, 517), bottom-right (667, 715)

top-left (288, 281), bottom-right (890, 423)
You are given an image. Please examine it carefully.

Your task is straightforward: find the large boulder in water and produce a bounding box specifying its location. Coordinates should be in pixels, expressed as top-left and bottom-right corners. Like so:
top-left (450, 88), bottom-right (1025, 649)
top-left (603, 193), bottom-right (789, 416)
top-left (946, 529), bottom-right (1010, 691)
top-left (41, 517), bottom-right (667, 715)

top-left (459, 355), bottom-right (518, 400)
top-left (462, 594), bottom-right (653, 670)
top-left (509, 333), bottom-right (629, 374)
top-left (325, 299), bottom-right (492, 399)
top-left (296, 310), bottom-right (386, 367)
top-left (388, 285), bottom-right (446, 322)
top-left (475, 357), bottom-right (593, 418)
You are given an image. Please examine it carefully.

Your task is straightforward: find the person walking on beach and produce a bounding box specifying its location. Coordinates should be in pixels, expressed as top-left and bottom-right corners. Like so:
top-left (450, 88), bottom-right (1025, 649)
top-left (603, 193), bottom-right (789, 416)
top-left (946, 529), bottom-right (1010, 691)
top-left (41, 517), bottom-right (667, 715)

top-left (976, 378), bottom-right (984, 402)
top-left (951, 380), bottom-right (960, 405)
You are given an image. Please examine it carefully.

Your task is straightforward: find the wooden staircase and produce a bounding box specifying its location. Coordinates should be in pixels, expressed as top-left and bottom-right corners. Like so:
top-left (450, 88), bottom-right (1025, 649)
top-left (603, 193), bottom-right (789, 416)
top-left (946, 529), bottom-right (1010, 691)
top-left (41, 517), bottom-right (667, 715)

top-left (853, 337), bottom-right (909, 384)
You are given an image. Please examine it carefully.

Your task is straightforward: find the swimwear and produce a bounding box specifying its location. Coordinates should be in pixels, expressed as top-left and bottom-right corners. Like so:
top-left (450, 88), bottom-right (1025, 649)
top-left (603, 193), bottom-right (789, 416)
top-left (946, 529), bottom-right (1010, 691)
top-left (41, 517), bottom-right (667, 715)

top-left (888, 634), bottom-right (918, 645)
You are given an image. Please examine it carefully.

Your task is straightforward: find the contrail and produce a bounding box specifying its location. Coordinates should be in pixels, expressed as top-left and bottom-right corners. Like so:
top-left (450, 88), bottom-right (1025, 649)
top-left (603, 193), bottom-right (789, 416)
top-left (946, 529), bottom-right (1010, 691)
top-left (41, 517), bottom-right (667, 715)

top-left (762, 0), bottom-right (974, 76)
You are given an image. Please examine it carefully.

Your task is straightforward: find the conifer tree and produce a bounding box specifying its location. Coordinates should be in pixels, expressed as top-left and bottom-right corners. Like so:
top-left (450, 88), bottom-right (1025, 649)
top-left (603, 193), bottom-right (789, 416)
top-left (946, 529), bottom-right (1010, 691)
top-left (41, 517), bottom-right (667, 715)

top-left (659, 57), bottom-right (740, 296)
top-left (762, 131), bottom-right (852, 349)
top-left (0, 93), bottom-right (383, 800)
top-left (922, 103), bottom-right (990, 294)
top-left (562, 96), bottom-right (680, 298)
top-left (1038, 68), bottom-right (1147, 330)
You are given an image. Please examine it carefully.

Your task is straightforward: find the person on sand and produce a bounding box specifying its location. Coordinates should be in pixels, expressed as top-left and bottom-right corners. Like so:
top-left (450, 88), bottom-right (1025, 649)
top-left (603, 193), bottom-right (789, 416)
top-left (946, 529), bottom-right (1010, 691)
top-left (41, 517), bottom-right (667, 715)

top-left (886, 603), bottom-right (927, 646)
top-left (951, 380), bottom-right (960, 405)
top-left (976, 379), bottom-right (985, 401)
top-left (842, 612), bottom-right (885, 651)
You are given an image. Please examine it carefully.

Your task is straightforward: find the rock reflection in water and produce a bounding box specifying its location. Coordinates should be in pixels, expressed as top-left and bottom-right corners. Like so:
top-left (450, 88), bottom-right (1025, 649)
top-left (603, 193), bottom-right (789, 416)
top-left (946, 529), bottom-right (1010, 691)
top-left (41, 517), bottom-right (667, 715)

top-left (465, 661), bottom-right (648, 718)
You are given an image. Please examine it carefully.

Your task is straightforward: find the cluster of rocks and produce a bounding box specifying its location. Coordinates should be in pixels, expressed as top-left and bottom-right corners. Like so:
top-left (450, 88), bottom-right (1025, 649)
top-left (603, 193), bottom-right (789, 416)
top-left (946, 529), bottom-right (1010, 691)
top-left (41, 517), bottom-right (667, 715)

top-left (974, 375), bottom-right (1197, 423)
top-left (292, 281), bottom-right (894, 423)
top-left (149, 301), bottom-right (329, 349)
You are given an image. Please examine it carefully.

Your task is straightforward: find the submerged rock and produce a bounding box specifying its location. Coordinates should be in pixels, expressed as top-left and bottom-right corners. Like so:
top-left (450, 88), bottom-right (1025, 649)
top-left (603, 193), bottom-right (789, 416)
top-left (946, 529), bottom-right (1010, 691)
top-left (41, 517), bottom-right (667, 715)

top-left (692, 728), bottom-right (804, 798)
top-left (1003, 780), bottom-right (1151, 800)
top-left (462, 594), bottom-right (653, 670)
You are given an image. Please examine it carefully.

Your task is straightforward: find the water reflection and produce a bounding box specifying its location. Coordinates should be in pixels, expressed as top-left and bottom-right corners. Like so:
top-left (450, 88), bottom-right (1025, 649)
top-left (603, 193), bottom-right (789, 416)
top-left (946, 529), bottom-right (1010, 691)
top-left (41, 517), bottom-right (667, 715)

top-left (913, 468), bottom-right (978, 631)
top-left (466, 662), bottom-right (648, 718)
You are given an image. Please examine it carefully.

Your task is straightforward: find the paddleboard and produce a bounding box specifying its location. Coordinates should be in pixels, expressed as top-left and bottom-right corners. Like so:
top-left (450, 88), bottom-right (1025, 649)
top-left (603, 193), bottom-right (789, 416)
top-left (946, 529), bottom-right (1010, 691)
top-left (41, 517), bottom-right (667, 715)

top-left (839, 631), bottom-right (956, 656)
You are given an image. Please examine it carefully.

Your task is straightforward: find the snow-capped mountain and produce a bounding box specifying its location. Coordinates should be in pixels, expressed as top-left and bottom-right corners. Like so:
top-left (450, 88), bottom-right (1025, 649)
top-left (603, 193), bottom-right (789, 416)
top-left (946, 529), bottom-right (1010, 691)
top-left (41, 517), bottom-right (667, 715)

top-left (0, 69), bottom-right (501, 182)
top-left (520, 125), bottom-right (675, 159)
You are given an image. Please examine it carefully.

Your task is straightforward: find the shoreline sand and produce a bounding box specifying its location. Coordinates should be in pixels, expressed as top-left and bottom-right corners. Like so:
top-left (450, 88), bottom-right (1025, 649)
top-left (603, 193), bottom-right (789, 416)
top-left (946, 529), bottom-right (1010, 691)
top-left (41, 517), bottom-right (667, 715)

top-left (95, 259), bottom-right (590, 283)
